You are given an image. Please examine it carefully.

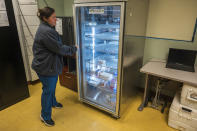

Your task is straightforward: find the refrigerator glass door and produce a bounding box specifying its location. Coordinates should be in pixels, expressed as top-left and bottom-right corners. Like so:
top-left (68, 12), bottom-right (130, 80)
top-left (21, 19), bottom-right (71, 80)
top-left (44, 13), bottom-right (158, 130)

top-left (75, 3), bottom-right (123, 113)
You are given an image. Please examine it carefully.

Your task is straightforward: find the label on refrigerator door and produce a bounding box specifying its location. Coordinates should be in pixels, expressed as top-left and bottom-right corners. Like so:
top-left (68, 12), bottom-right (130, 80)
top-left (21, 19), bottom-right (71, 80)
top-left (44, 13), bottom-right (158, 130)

top-left (89, 9), bottom-right (104, 14)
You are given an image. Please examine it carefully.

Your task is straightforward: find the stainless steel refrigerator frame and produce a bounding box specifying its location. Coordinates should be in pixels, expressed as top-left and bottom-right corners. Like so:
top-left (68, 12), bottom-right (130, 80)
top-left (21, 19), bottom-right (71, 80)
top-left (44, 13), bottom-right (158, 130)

top-left (73, 1), bottom-right (126, 118)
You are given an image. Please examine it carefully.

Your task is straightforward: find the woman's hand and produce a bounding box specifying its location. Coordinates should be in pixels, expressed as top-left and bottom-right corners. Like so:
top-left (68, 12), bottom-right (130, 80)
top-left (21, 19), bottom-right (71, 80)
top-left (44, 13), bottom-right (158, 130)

top-left (64, 45), bottom-right (77, 58)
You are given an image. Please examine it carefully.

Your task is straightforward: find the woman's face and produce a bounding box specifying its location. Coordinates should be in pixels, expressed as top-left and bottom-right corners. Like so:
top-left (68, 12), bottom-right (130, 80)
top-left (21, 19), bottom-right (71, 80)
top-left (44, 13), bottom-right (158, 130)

top-left (45, 13), bottom-right (57, 27)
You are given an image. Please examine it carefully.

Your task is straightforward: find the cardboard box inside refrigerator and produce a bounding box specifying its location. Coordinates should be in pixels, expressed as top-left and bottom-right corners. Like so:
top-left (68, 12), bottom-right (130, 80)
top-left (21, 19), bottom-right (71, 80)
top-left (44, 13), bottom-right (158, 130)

top-left (181, 84), bottom-right (197, 110)
top-left (168, 92), bottom-right (197, 131)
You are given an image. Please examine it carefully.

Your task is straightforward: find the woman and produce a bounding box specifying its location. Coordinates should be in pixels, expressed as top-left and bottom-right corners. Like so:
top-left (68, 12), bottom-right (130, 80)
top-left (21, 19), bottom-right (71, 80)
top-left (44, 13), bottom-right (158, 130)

top-left (32, 7), bottom-right (77, 126)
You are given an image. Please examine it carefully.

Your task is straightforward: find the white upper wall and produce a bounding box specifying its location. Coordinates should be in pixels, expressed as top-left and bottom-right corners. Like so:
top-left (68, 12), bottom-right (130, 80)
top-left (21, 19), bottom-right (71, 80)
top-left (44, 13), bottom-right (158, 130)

top-left (146, 0), bottom-right (197, 41)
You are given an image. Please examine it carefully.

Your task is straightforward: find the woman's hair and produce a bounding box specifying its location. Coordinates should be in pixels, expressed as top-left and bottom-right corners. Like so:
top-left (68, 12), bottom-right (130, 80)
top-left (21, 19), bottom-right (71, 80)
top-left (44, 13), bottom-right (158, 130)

top-left (37, 7), bottom-right (55, 21)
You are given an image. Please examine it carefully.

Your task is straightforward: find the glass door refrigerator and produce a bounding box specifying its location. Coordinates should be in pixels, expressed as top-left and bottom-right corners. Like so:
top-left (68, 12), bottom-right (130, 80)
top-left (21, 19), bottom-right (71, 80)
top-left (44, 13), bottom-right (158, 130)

top-left (73, 0), bottom-right (130, 118)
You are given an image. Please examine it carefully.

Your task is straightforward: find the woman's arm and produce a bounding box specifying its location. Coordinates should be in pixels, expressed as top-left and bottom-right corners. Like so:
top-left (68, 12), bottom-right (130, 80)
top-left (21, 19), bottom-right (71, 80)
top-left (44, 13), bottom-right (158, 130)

top-left (40, 30), bottom-right (77, 56)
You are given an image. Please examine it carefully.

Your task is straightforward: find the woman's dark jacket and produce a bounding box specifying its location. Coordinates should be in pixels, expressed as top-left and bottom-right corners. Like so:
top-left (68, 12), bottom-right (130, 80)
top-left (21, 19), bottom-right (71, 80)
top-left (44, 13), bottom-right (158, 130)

top-left (32, 22), bottom-right (76, 76)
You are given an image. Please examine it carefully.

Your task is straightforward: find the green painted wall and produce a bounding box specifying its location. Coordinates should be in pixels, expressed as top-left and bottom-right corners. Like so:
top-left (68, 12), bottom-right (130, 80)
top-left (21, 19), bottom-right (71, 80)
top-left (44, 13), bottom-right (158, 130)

top-left (143, 34), bottom-right (197, 65)
top-left (37, 0), bottom-right (74, 16)
top-left (64, 0), bottom-right (74, 16)
top-left (37, 0), bottom-right (64, 17)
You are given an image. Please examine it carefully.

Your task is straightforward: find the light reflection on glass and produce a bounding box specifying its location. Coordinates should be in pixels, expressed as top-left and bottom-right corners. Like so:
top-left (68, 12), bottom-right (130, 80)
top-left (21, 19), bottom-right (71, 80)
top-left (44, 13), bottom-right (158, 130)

top-left (92, 27), bottom-right (95, 71)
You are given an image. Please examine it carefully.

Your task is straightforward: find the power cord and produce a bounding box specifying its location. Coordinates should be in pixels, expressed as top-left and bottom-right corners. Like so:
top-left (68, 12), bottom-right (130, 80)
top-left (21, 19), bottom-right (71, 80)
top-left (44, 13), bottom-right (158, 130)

top-left (151, 78), bottom-right (169, 113)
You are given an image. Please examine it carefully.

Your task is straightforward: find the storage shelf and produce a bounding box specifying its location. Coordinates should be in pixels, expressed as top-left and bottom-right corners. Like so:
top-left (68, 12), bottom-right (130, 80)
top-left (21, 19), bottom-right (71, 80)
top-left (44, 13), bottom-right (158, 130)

top-left (85, 96), bottom-right (116, 111)
top-left (84, 52), bottom-right (118, 61)
top-left (86, 60), bottom-right (118, 71)
top-left (85, 32), bottom-right (119, 41)
top-left (86, 47), bottom-right (118, 55)
top-left (85, 24), bottom-right (120, 29)
top-left (87, 82), bottom-right (116, 95)
top-left (86, 73), bottom-right (117, 94)
top-left (85, 58), bottom-right (118, 72)
top-left (84, 86), bottom-right (116, 111)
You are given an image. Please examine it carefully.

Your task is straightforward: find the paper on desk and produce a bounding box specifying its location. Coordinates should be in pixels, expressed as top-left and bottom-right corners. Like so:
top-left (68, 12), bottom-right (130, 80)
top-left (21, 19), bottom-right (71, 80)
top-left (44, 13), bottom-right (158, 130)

top-left (0, 0), bottom-right (6, 11)
top-left (0, 11), bottom-right (9, 27)
top-left (56, 18), bottom-right (63, 35)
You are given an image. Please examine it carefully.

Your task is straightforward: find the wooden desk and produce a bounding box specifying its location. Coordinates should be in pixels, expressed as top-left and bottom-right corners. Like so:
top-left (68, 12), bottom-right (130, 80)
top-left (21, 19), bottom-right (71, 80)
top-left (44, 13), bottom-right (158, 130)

top-left (138, 60), bottom-right (197, 111)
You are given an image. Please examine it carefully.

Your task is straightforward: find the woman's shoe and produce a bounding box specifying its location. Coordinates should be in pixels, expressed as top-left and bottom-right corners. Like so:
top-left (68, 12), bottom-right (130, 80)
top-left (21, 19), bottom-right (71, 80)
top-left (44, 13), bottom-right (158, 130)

top-left (40, 115), bottom-right (55, 127)
top-left (53, 103), bottom-right (63, 109)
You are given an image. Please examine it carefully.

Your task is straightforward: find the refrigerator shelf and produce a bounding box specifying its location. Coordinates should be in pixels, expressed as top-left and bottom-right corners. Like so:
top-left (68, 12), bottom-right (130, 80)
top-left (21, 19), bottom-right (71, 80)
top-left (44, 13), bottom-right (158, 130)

top-left (84, 41), bottom-right (118, 48)
top-left (86, 96), bottom-right (116, 111)
top-left (86, 73), bottom-right (117, 93)
top-left (84, 40), bottom-right (118, 46)
top-left (84, 52), bottom-right (118, 60)
top-left (85, 53), bottom-right (118, 60)
top-left (86, 47), bottom-right (118, 55)
top-left (84, 32), bottom-right (119, 41)
top-left (87, 82), bottom-right (116, 95)
top-left (86, 71), bottom-right (116, 81)
top-left (86, 65), bottom-right (117, 75)
top-left (85, 86), bottom-right (116, 111)
top-left (85, 63), bottom-right (118, 75)
top-left (84, 36), bottom-right (119, 42)
top-left (85, 24), bottom-right (120, 30)
top-left (86, 68), bottom-right (117, 75)
top-left (84, 44), bottom-right (119, 55)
